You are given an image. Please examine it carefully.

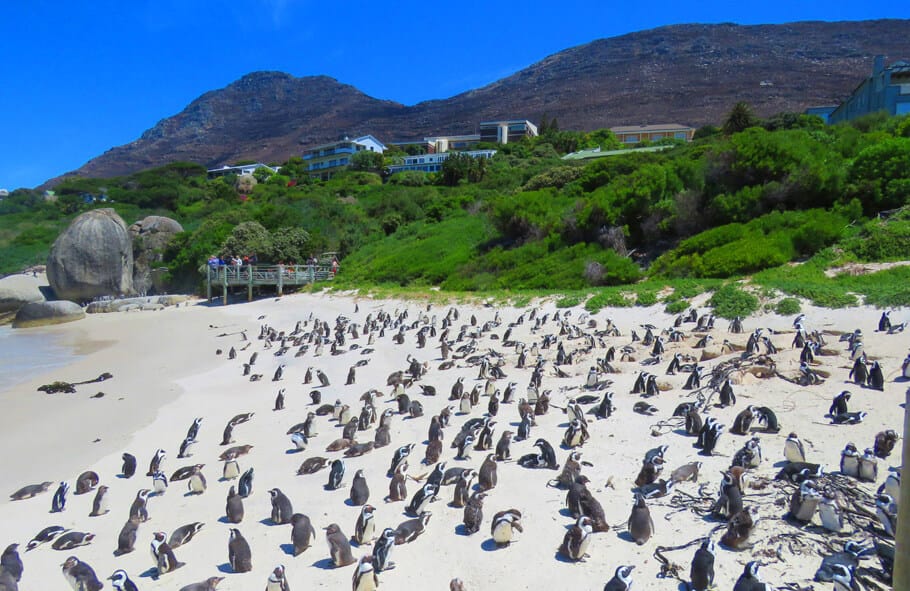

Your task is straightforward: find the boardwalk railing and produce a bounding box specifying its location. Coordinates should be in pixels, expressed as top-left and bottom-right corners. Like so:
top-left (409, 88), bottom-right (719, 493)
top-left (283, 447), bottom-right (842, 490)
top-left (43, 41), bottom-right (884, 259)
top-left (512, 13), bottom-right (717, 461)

top-left (205, 264), bottom-right (334, 304)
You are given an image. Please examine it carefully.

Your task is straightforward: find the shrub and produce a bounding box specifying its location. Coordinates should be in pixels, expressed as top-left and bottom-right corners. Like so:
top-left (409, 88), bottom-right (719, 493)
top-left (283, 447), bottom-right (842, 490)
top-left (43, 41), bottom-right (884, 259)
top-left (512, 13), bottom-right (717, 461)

top-left (708, 284), bottom-right (759, 318)
top-left (664, 299), bottom-right (689, 314)
top-left (556, 294), bottom-right (584, 308)
top-left (635, 290), bottom-right (658, 307)
top-left (585, 289), bottom-right (633, 313)
top-left (774, 297), bottom-right (802, 315)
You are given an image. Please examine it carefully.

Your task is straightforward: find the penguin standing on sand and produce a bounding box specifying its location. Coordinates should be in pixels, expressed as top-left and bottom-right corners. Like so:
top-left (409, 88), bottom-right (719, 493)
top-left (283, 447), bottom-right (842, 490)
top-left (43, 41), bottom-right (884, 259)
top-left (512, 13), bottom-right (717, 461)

top-left (108, 569), bottom-right (139, 591)
top-left (291, 513), bottom-right (316, 555)
top-left (152, 471), bottom-right (168, 495)
top-left (266, 564), bottom-right (291, 591)
top-left (784, 433), bottom-right (806, 463)
top-left (89, 485), bottom-right (110, 516)
top-left (371, 528), bottom-right (396, 572)
top-left (690, 539), bottom-right (715, 591)
top-left (225, 486), bottom-right (244, 523)
top-left (61, 556), bottom-right (104, 591)
top-left (867, 361), bottom-right (884, 391)
top-left (733, 561), bottom-right (769, 591)
top-left (121, 453), bottom-right (137, 478)
top-left (559, 516), bottom-right (593, 561)
top-left (354, 505), bottom-right (376, 544)
top-left (147, 449), bottom-right (166, 476)
top-left (603, 565), bottom-right (635, 591)
top-left (228, 528), bottom-right (253, 573)
top-left (188, 466), bottom-right (207, 494)
top-left (840, 443), bottom-right (860, 478)
top-left (1, 544), bottom-right (22, 583)
top-left (352, 556), bottom-right (379, 591)
top-left (627, 493), bottom-right (653, 545)
top-left (238, 468), bottom-right (254, 497)
top-left (324, 523), bottom-right (356, 567)
top-left (269, 488), bottom-right (294, 524)
top-left (327, 460), bottom-right (345, 490)
top-left (51, 481), bottom-right (69, 513)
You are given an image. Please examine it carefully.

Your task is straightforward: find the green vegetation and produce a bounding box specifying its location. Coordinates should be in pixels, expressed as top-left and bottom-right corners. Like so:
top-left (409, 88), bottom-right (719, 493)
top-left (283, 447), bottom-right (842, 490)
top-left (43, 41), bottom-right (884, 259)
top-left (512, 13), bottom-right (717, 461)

top-left (2, 108), bottom-right (910, 313)
top-left (774, 297), bottom-right (802, 316)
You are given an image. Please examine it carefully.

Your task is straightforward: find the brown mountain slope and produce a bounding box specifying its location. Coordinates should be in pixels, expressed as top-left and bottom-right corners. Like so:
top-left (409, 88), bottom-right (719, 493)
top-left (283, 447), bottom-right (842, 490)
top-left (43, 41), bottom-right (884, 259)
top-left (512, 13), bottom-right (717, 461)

top-left (53, 19), bottom-right (910, 183)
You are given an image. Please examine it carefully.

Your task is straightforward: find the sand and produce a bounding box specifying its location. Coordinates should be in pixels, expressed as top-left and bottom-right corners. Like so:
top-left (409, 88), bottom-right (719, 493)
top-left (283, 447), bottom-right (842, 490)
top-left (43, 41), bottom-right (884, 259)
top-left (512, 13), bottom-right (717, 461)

top-left (0, 292), bottom-right (904, 590)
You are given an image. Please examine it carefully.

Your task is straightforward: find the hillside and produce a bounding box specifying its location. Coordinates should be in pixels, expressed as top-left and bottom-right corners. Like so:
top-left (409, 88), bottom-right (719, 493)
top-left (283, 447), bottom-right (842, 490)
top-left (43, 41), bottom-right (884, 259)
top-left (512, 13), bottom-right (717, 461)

top-left (51, 19), bottom-right (910, 183)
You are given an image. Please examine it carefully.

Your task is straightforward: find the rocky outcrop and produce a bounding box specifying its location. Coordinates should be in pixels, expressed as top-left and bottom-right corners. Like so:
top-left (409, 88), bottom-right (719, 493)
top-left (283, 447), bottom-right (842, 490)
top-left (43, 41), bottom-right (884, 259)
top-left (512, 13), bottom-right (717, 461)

top-left (46, 209), bottom-right (134, 302)
top-left (129, 216), bottom-right (184, 295)
top-left (85, 294), bottom-right (190, 313)
top-left (0, 273), bottom-right (47, 313)
top-left (12, 300), bottom-right (85, 328)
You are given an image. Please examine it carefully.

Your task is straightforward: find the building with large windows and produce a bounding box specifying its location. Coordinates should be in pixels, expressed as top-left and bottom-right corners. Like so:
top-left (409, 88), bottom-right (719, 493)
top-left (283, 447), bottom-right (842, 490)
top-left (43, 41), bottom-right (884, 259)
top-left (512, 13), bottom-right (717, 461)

top-left (302, 135), bottom-right (386, 179)
top-left (827, 56), bottom-right (910, 124)
top-left (478, 119), bottom-right (538, 144)
top-left (609, 124), bottom-right (694, 144)
top-left (385, 149), bottom-right (497, 175)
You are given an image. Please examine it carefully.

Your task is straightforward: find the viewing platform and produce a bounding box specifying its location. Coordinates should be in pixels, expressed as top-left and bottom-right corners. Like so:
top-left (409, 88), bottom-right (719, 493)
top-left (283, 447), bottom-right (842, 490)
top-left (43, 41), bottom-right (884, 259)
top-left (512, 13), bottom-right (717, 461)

top-left (205, 264), bottom-right (334, 304)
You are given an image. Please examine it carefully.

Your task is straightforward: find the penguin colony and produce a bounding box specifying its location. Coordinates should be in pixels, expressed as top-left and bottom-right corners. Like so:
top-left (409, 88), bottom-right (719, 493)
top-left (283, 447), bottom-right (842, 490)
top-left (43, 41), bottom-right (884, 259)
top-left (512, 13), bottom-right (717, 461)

top-left (1, 302), bottom-right (905, 591)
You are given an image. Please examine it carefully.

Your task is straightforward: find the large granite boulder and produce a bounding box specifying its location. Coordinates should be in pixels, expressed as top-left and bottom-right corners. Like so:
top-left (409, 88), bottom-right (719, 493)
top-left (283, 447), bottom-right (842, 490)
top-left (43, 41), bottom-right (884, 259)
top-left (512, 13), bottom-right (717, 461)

top-left (0, 273), bottom-right (47, 313)
top-left (12, 300), bottom-right (85, 328)
top-left (47, 208), bottom-right (134, 301)
top-left (129, 216), bottom-right (183, 295)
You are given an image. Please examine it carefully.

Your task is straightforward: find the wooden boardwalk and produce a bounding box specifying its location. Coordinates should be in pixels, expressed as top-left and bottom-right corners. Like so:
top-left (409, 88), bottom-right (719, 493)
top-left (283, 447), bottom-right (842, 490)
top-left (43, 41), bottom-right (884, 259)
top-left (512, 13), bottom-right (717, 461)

top-left (206, 264), bottom-right (334, 304)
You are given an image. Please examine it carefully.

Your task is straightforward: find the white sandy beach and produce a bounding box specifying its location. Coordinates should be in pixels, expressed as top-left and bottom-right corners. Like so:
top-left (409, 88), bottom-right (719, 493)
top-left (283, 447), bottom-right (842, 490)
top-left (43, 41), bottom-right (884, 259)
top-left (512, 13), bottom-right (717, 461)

top-left (0, 291), bottom-right (905, 591)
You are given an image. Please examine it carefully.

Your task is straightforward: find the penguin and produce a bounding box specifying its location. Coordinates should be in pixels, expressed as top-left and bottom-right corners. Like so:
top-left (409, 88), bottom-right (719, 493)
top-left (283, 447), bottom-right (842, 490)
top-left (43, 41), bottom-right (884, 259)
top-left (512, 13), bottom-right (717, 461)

top-left (238, 467), bottom-right (254, 497)
top-left (269, 488), bottom-right (294, 524)
top-left (730, 406), bottom-right (757, 435)
top-left (291, 513), bottom-right (316, 555)
top-left (783, 432), bottom-right (806, 463)
top-left (324, 523), bottom-right (356, 567)
top-left (831, 564), bottom-right (859, 591)
top-left (353, 504), bottom-right (376, 544)
top-left (627, 493), bottom-right (653, 545)
top-left (874, 429), bottom-right (899, 458)
top-left (452, 469), bottom-right (477, 507)
top-left (266, 564), bottom-right (291, 591)
top-left (187, 465), bottom-right (207, 494)
top-left (75, 470), bottom-right (100, 494)
top-left (718, 379), bottom-right (736, 407)
top-left (114, 516), bottom-right (141, 555)
top-left (685, 407), bottom-right (703, 435)
top-left (603, 565), bottom-right (635, 591)
top-left (490, 509), bottom-right (523, 547)
top-left (61, 556), bottom-right (104, 591)
top-left (51, 481), bottom-right (69, 512)
top-left (733, 561), bottom-right (768, 591)
top-left (169, 522), bottom-right (204, 548)
top-left (700, 422), bottom-right (724, 456)
top-left (223, 452), bottom-right (241, 479)
top-left (878, 470), bottom-right (900, 501)
top-left (867, 361), bottom-right (884, 391)
top-left (327, 459), bottom-right (345, 490)
top-left (712, 471), bottom-right (743, 520)
top-left (789, 479), bottom-right (821, 522)
top-left (478, 454), bottom-right (498, 491)
top-left (152, 470), bottom-right (169, 494)
top-left (559, 516), bottom-right (593, 561)
top-left (178, 436), bottom-right (197, 459)
top-left (388, 443), bottom-right (415, 477)
top-left (179, 576), bottom-right (224, 591)
top-left (225, 485), bottom-right (244, 523)
top-left (858, 448), bottom-right (878, 482)
top-left (690, 538), bottom-right (715, 591)
top-left (274, 388), bottom-right (286, 411)
top-left (395, 511), bottom-right (432, 544)
top-left (818, 493), bottom-right (845, 533)
top-left (0, 544), bottom-right (22, 583)
top-left (372, 527), bottom-right (397, 573)
top-left (297, 457), bottom-right (330, 475)
top-left (186, 417), bottom-right (202, 440)
top-left (272, 364), bottom-right (285, 382)
top-left (147, 448), bottom-right (166, 476)
top-left (227, 529), bottom-right (253, 573)
top-left (463, 491), bottom-right (486, 534)
top-left (52, 531), bottom-right (95, 550)
top-left (151, 531), bottom-right (181, 575)
top-left (721, 506), bottom-right (755, 550)
top-left (830, 391), bottom-right (852, 417)
top-left (388, 462), bottom-right (409, 502)
top-left (121, 453), bottom-right (137, 478)
top-left (875, 494), bottom-right (898, 537)
top-left (406, 483), bottom-right (438, 517)
top-left (350, 470), bottom-right (370, 506)
top-left (25, 525), bottom-right (66, 552)
top-left (316, 369), bottom-right (330, 387)
top-left (352, 556), bottom-right (379, 591)
top-left (108, 569), bottom-right (139, 591)
top-left (89, 484), bottom-right (110, 516)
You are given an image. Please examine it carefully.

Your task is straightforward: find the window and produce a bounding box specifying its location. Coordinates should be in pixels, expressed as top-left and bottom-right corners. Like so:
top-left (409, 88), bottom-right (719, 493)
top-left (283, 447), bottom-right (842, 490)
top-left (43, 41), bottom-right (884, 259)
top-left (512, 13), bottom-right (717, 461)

top-left (651, 134), bottom-right (663, 140)
top-left (674, 132), bottom-right (688, 140)
top-left (624, 135), bottom-right (639, 143)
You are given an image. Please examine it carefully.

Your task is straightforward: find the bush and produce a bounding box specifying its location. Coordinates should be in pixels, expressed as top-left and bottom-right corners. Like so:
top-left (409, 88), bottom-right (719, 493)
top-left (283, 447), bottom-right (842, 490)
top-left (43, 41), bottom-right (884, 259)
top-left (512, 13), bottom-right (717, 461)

top-left (635, 290), bottom-right (658, 307)
top-left (774, 297), bottom-right (802, 315)
top-left (664, 299), bottom-right (689, 314)
top-left (708, 284), bottom-right (759, 318)
top-left (556, 294), bottom-right (584, 308)
top-left (585, 289), bottom-right (633, 312)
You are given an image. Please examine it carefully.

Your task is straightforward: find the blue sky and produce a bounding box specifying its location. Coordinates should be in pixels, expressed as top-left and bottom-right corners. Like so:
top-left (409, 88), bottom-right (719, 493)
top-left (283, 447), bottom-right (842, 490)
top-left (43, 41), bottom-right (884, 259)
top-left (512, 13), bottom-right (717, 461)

top-left (1, 1), bottom-right (906, 189)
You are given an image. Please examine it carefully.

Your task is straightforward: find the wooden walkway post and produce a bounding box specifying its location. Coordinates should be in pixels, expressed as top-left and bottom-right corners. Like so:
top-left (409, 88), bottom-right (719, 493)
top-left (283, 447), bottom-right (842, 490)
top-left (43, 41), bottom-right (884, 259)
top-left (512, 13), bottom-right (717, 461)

top-left (277, 264), bottom-right (284, 296)
top-left (206, 266), bottom-right (212, 302)
top-left (247, 265), bottom-right (253, 302)
top-left (222, 267), bottom-right (228, 305)
top-left (894, 387), bottom-right (910, 589)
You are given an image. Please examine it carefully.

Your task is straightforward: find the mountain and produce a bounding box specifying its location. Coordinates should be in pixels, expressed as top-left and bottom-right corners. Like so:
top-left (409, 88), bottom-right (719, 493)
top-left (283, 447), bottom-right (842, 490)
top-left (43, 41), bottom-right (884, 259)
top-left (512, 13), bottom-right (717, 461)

top-left (52, 19), bottom-right (909, 183)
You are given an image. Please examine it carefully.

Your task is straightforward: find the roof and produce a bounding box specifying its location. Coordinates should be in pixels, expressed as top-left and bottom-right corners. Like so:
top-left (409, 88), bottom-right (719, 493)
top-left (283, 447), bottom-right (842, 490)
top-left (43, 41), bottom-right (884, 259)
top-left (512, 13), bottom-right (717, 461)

top-left (610, 124), bottom-right (693, 134)
top-left (479, 119), bottom-right (535, 126)
top-left (562, 145), bottom-right (671, 161)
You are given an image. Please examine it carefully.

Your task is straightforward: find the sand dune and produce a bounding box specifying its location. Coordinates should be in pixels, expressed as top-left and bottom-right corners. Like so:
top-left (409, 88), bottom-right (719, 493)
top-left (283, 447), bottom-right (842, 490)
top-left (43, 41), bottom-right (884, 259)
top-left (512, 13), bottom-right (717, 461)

top-left (0, 292), bottom-right (904, 590)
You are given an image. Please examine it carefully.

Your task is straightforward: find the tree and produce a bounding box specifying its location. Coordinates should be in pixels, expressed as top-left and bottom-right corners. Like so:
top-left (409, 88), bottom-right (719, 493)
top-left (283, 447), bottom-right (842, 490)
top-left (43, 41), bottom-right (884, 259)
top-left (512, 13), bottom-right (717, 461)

top-left (351, 150), bottom-right (384, 171)
top-left (221, 221), bottom-right (272, 259)
top-left (723, 102), bottom-right (758, 135)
